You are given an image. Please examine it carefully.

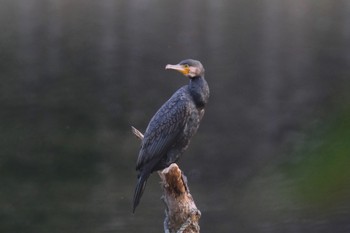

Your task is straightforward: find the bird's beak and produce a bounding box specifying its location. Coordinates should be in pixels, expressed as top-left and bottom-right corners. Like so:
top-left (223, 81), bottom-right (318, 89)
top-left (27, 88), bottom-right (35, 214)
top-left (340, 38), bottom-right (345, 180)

top-left (165, 64), bottom-right (189, 76)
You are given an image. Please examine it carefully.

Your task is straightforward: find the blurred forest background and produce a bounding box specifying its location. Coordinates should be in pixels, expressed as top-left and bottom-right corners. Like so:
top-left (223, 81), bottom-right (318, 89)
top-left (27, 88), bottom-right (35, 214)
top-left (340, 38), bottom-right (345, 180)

top-left (1, 0), bottom-right (350, 232)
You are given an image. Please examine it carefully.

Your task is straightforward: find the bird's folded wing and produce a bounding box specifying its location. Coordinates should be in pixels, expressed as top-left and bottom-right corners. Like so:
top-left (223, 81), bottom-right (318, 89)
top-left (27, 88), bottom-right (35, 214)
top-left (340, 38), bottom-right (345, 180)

top-left (136, 92), bottom-right (191, 169)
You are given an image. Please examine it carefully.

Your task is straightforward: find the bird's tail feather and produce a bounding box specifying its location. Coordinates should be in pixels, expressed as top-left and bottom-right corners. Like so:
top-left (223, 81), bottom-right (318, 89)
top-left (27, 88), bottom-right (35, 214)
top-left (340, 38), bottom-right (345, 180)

top-left (132, 172), bottom-right (149, 213)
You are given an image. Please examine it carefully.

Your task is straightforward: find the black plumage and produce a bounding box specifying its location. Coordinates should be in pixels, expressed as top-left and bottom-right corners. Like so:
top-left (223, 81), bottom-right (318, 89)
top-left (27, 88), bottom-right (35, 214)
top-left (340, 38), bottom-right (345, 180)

top-left (132, 59), bottom-right (209, 213)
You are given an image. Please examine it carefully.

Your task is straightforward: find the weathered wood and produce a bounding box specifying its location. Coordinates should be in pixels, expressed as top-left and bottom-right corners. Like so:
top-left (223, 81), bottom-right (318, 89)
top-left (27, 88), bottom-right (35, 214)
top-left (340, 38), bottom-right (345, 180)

top-left (159, 164), bottom-right (201, 233)
top-left (131, 126), bottom-right (201, 233)
top-left (131, 126), bottom-right (144, 140)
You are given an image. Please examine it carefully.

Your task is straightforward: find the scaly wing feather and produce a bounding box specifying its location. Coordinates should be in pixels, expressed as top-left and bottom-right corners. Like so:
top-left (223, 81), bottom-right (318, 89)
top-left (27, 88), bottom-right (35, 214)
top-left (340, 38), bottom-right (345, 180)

top-left (136, 88), bottom-right (191, 170)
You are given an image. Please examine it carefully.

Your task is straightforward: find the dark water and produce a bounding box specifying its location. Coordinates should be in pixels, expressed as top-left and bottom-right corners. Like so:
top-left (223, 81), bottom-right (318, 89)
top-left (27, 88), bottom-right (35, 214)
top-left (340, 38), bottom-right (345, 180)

top-left (1, 0), bottom-right (350, 232)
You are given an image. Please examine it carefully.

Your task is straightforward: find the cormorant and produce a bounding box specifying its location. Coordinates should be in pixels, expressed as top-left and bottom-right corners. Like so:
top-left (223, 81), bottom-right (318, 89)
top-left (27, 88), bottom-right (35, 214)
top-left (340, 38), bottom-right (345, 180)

top-left (132, 59), bottom-right (209, 213)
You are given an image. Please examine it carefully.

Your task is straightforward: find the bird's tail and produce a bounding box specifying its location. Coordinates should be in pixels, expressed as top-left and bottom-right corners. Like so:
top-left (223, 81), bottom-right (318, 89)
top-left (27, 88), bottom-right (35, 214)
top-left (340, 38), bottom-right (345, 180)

top-left (132, 172), bottom-right (150, 213)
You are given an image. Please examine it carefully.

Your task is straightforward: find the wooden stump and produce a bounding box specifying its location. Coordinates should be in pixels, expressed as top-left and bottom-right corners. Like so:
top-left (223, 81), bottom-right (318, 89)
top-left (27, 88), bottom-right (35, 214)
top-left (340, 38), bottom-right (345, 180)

top-left (159, 164), bottom-right (201, 233)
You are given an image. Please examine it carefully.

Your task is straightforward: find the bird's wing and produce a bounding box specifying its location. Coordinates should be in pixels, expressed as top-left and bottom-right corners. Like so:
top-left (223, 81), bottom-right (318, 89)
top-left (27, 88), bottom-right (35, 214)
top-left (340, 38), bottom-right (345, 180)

top-left (136, 90), bottom-right (191, 170)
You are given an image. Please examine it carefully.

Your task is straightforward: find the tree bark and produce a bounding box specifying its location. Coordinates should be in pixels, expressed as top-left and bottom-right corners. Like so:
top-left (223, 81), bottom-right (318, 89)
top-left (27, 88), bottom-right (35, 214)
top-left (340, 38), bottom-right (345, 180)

top-left (131, 126), bottom-right (201, 233)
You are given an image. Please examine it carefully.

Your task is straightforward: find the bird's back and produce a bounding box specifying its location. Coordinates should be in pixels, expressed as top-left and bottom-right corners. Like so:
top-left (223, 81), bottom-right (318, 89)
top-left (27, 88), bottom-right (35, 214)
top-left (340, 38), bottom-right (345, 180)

top-left (136, 86), bottom-right (194, 172)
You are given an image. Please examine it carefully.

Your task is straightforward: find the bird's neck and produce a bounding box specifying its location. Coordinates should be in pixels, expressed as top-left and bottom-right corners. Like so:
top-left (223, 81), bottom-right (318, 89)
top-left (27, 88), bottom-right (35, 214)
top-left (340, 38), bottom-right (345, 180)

top-left (189, 76), bottom-right (209, 109)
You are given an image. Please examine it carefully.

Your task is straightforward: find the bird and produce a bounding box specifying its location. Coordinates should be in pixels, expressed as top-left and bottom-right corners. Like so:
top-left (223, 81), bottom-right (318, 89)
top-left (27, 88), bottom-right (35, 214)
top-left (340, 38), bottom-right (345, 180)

top-left (132, 59), bottom-right (209, 213)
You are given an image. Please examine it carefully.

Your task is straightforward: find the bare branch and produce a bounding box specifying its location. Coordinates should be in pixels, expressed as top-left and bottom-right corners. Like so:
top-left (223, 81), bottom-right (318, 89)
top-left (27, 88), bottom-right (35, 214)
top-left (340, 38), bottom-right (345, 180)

top-left (131, 126), bottom-right (144, 140)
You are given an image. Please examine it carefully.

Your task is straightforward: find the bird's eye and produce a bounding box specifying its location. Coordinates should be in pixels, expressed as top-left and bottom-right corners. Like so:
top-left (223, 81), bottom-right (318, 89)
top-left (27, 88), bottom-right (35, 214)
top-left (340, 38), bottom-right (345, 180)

top-left (183, 64), bottom-right (189, 68)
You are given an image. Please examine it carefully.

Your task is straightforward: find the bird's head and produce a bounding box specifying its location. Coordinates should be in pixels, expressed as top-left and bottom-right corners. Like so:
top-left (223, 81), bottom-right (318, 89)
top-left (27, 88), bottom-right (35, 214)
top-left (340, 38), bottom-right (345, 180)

top-left (165, 59), bottom-right (204, 78)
